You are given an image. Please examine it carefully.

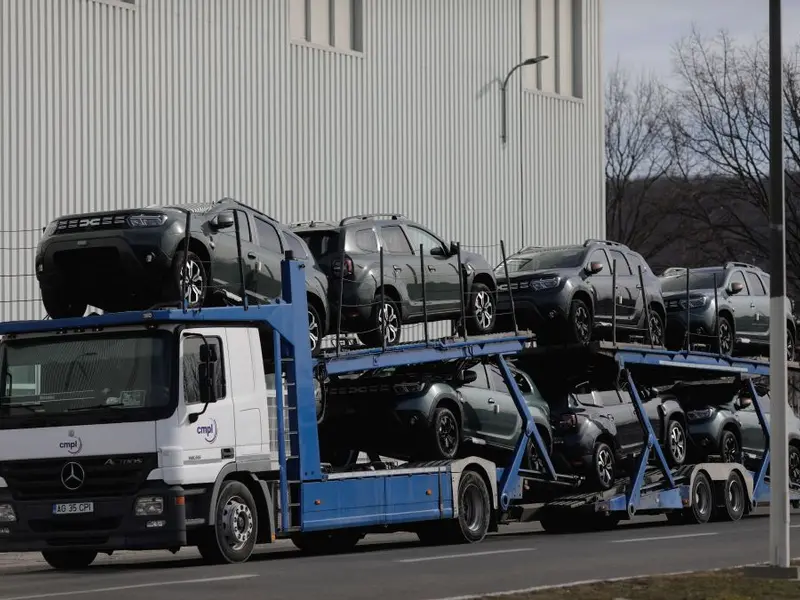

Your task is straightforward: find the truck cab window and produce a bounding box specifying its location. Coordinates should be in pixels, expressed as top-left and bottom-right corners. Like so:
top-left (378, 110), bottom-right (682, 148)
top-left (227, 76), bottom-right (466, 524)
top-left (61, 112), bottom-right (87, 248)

top-left (183, 336), bottom-right (226, 404)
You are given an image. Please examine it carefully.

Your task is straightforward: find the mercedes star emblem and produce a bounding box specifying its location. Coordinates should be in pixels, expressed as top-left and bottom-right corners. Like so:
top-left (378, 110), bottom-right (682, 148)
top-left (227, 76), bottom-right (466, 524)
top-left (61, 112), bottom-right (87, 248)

top-left (60, 462), bottom-right (85, 491)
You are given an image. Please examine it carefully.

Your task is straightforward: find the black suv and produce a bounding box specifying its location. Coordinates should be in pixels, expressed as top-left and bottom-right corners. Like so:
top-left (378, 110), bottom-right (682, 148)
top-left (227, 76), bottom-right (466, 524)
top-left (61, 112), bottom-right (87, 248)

top-left (291, 214), bottom-right (498, 347)
top-left (496, 240), bottom-right (666, 346)
top-left (660, 263), bottom-right (797, 359)
top-left (35, 198), bottom-right (330, 352)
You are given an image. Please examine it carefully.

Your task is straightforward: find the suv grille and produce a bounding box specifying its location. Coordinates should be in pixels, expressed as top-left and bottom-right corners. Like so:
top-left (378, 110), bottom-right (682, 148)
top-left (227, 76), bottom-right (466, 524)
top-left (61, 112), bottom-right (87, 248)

top-left (55, 214), bottom-right (129, 234)
top-left (0, 454), bottom-right (158, 500)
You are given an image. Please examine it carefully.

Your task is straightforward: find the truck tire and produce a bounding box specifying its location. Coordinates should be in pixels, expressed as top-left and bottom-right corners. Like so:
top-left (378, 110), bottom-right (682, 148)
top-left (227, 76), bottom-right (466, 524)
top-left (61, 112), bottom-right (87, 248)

top-left (686, 471), bottom-right (713, 525)
top-left (198, 480), bottom-right (259, 564)
top-left (718, 471), bottom-right (746, 522)
top-left (451, 470), bottom-right (491, 543)
top-left (290, 530), bottom-right (362, 555)
top-left (41, 549), bottom-right (97, 570)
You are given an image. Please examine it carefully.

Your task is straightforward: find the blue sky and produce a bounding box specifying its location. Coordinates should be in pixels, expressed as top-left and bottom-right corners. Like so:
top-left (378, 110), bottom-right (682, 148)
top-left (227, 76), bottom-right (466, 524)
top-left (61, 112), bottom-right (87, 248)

top-left (603, 0), bottom-right (800, 80)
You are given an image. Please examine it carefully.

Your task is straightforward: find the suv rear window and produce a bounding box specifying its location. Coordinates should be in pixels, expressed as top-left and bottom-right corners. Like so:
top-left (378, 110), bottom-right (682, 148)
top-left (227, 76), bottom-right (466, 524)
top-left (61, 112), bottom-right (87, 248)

top-left (296, 230), bottom-right (340, 258)
top-left (346, 228), bottom-right (379, 253)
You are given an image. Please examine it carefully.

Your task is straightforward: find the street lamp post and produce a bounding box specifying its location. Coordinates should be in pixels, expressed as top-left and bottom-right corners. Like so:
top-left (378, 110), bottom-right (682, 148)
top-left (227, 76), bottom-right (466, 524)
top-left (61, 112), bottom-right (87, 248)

top-left (768, 0), bottom-right (791, 571)
top-left (500, 56), bottom-right (549, 144)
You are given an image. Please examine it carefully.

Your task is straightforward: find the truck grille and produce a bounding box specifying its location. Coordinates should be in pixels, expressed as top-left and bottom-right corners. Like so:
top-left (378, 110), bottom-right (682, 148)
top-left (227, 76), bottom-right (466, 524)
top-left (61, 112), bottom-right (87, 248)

top-left (0, 454), bottom-right (158, 500)
top-left (55, 214), bottom-right (129, 234)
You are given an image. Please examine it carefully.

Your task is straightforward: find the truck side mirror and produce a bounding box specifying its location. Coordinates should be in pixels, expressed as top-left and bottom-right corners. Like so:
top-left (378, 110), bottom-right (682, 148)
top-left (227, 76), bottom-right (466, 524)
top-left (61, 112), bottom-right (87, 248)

top-left (198, 361), bottom-right (218, 405)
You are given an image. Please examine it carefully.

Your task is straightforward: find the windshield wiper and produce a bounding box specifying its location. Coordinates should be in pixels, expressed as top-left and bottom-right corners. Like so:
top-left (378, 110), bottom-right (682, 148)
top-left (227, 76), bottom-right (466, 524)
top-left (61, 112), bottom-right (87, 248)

top-left (3, 401), bottom-right (44, 413)
top-left (65, 403), bottom-right (126, 412)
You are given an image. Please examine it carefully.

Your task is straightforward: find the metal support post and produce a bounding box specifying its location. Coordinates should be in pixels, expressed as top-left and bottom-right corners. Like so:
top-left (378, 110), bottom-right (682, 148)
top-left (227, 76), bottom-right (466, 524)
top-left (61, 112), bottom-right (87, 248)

top-left (456, 243), bottom-right (467, 341)
top-left (273, 330), bottom-right (290, 532)
top-left (180, 211), bottom-right (192, 312)
top-left (638, 265), bottom-right (651, 346)
top-left (379, 248), bottom-right (386, 350)
top-left (685, 267), bottom-right (692, 351)
top-left (500, 240), bottom-right (519, 335)
top-left (335, 244), bottom-right (345, 355)
top-left (768, 0), bottom-right (790, 569)
top-left (419, 244), bottom-right (430, 344)
top-left (713, 273), bottom-right (720, 353)
top-left (611, 260), bottom-right (618, 344)
top-left (234, 211), bottom-right (248, 310)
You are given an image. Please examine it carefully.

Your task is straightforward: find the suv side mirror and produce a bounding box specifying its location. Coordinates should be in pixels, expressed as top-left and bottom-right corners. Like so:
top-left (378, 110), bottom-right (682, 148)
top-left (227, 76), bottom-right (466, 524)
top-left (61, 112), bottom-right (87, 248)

top-left (586, 262), bottom-right (604, 275)
top-left (728, 281), bottom-right (745, 295)
top-left (211, 212), bottom-right (235, 230)
top-left (430, 246), bottom-right (446, 257)
top-left (457, 369), bottom-right (478, 385)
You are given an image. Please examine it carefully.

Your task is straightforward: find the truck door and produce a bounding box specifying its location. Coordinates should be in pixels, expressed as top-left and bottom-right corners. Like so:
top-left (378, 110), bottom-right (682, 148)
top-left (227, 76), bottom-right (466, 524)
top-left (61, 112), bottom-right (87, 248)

top-left (178, 328), bottom-right (237, 483)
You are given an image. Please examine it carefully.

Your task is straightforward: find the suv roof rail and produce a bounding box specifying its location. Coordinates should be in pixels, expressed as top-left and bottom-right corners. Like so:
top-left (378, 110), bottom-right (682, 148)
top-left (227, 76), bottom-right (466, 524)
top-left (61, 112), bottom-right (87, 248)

top-left (725, 261), bottom-right (760, 271)
top-left (582, 238), bottom-right (629, 249)
top-left (339, 213), bottom-right (405, 226)
top-left (289, 220), bottom-right (337, 229)
top-left (215, 197), bottom-right (279, 224)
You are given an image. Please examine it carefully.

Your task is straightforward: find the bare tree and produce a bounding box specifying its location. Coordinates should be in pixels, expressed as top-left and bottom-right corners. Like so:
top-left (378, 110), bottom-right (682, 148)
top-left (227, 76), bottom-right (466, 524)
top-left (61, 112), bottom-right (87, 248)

top-left (671, 28), bottom-right (800, 294)
top-left (604, 62), bottom-right (684, 257)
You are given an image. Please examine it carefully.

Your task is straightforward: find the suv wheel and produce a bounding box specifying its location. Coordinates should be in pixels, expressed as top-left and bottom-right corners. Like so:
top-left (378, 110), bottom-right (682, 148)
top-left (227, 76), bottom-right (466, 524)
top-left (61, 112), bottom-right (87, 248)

top-left (716, 315), bottom-right (734, 356)
top-left (719, 428), bottom-right (741, 463)
top-left (567, 299), bottom-right (593, 344)
top-left (308, 303), bottom-right (322, 355)
top-left (169, 250), bottom-right (208, 308)
top-left (428, 406), bottom-right (460, 460)
top-left (788, 327), bottom-right (796, 361)
top-left (665, 419), bottom-right (687, 467)
top-left (358, 296), bottom-right (401, 348)
top-left (41, 290), bottom-right (88, 319)
top-left (648, 311), bottom-right (665, 347)
top-left (591, 441), bottom-right (616, 491)
top-left (465, 283), bottom-right (496, 335)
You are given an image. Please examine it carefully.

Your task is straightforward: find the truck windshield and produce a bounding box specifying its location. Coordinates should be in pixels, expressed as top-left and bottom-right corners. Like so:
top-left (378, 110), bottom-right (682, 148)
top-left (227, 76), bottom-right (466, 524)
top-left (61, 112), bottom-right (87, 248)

top-left (0, 332), bottom-right (173, 427)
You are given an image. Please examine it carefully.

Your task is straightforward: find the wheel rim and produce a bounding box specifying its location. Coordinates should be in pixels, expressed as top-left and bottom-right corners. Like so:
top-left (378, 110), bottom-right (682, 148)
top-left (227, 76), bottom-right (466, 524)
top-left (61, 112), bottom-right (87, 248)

top-left (180, 258), bottom-right (204, 306)
top-left (695, 480), bottom-right (710, 516)
top-left (460, 483), bottom-right (484, 534)
top-left (220, 496), bottom-right (254, 551)
top-left (379, 302), bottom-right (400, 344)
top-left (790, 450), bottom-right (800, 485)
top-left (788, 333), bottom-right (795, 360)
top-left (669, 422), bottom-right (686, 464)
top-left (718, 320), bottom-right (733, 355)
top-left (575, 305), bottom-right (590, 342)
top-left (596, 447), bottom-right (613, 487)
top-left (437, 413), bottom-right (458, 456)
top-left (527, 440), bottom-right (545, 472)
top-left (727, 478), bottom-right (744, 514)
top-left (308, 310), bottom-right (319, 349)
top-left (474, 291), bottom-right (494, 330)
top-left (722, 433), bottom-right (739, 463)
top-left (649, 314), bottom-right (664, 346)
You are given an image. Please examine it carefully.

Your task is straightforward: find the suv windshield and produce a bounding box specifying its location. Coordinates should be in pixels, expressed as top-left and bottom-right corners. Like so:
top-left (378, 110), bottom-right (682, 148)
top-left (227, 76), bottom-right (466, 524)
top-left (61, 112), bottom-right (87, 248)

top-left (660, 269), bottom-right (725, 293)
top-left (497, 247), bottom-right (585, 274)
top-left (295, 230), bottom-right (340, 258)
top-left (0, 332), bottom-right (173, 428)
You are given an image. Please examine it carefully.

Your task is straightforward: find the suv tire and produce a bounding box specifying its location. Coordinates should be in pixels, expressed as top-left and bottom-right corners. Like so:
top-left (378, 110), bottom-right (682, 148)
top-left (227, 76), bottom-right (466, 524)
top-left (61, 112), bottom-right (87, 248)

top-left (567, 298), bottom-right (593, 344)
top-left (428, 406), bottom-right (460, 460)
top-left (591, 441), bottom-right (616, 491)
top-left (788, 327), bottom-right (796, 361)
top-left (465, 282), bottom-right (496, 335)
top-left (665, 418), bottom-right (687, 467)
top-left (648, 311), bottom-right (665, 347)
top-left (308, 302), bottom-right (323, 355)
top-left (41, 289), bottom-right (88, 319)
top-left (167, 250), bottom-right (208, 308)
top-left (716, 315), bottom-right (734, 357)
top-left (359, 295), bottom-right (402, 348)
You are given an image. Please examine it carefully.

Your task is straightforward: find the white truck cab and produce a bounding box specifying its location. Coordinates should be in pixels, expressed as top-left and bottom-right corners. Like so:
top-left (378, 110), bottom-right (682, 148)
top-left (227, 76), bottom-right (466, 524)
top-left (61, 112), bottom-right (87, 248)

top-left (0, 323), bottom-right (284, 568)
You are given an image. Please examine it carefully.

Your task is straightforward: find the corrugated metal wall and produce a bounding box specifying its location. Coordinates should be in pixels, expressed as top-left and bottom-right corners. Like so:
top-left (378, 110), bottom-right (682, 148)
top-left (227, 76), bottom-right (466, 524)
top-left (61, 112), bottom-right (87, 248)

top-left (0, 0), bottom-right (604, 323)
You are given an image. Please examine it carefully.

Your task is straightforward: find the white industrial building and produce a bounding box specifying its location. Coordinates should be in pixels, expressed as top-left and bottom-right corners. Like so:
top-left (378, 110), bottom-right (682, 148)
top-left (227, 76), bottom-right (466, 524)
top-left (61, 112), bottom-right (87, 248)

top-left (0, 0), bottom-right (604, 322)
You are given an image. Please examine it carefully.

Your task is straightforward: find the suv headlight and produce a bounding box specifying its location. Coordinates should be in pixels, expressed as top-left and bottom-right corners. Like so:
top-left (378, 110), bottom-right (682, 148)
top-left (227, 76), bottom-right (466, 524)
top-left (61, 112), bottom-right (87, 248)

top-left (0, 504), bottom-right (16, 523)
top-left (41, 220), bottom-right (58, 238)
top-left (687, 407), bottom-right (714, 421)
top-left (127, 214), bottom-right (168, 228)
top-left (530, 276), bottom-right (561, 291)
top-left (134, 496), bottom-right (164, 516)
top-left (679, 296), bottom-right (709, 310)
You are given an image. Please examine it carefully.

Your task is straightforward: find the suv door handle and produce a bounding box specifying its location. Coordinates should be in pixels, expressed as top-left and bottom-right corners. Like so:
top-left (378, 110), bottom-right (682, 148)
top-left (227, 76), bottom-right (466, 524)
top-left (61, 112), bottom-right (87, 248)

top-left (487, 398), bottom-right (496, 404)
top-left (427, 265), bottom-right (436, 272)
top-left (247, 251), bottom-right (257, 259)
top-left (393, 265), bottom-right (402, 272)
top-left (750, 302), bottom-right (756, 308)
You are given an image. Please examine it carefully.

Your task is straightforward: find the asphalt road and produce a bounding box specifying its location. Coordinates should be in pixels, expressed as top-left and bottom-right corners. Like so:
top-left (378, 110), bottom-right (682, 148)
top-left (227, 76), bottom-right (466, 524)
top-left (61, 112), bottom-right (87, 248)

top-left (1, 511), bottom-right (800, 600)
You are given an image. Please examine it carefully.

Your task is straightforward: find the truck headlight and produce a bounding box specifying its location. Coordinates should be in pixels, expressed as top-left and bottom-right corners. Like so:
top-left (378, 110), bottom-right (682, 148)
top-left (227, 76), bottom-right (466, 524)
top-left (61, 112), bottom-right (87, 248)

top-left (0, 504), bottom-right (16, 523)
top-left (134, 496), bottom-right (164, 516)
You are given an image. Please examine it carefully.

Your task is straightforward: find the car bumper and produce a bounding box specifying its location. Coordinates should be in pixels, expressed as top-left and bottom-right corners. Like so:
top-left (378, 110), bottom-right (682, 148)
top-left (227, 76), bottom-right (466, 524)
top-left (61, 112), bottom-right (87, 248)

top-left (496, 290), bottom-right (569, 331)
top-left (664, 311), bottom-right (717, 347)
top-left (328, 278), bottom-right (380, 325)
top-left (0, 482), bottom-right (186, 552)
top-left (552, 434), bottom-right (594, 473)
top-left (36, 231), bottom-right (175, 308)
top-left (686, 422), bottom-right (720, 454)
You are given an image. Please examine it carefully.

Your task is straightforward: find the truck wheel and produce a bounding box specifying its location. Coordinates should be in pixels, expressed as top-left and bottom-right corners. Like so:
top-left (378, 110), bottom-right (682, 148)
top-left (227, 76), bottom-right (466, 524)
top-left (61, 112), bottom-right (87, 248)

top-left (718, 471), bottom-right (746, 522)
top-left (665, 419), bottom-right (687, 467)
top-left (429, 406), bottom-right (460, 460)
top-left (41, 549), bottom-right (97, 570)
top-left (686, 471), bottom-right (713, 524)
top-left (41, 289), bottom-right (88, 319)
top-left (465, 282), bottom-right (496, 335)
top-left (198, 480), bottom-right (258, 564)
top-left (450, 470), bottom-right (491, 543)
top-left (290, 530), bottom-right (362, 555)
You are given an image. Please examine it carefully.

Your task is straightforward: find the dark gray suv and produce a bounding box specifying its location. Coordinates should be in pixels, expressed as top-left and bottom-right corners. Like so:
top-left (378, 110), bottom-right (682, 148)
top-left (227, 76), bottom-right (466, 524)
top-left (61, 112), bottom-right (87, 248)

top-left (319, 358), bottom-right (553, 470)
top-left (35, 198), bottom-right (330, 352)
top-left (292, 215), bottom-right (498, 347)
top-left (496, 240), bottom-right (666, 346)
top-left (660, 263), bottom-right (796, 359)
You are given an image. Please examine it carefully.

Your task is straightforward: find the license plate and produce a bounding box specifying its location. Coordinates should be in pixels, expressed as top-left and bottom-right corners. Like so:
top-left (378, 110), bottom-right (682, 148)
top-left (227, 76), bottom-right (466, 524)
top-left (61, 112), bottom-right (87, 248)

top-left (52, 502), bottom-right (94, 515)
